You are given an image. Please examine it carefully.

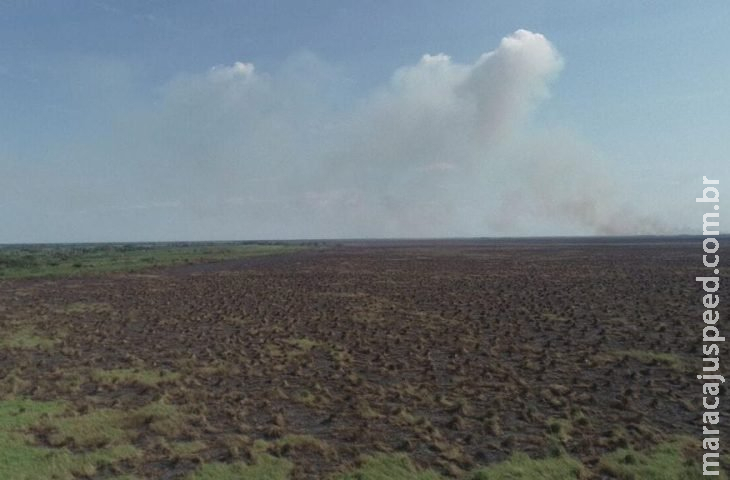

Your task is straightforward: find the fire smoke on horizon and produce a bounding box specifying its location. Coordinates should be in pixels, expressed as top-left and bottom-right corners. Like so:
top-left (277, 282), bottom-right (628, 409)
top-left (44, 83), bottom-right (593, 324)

top-left (1, 29), bottom-right (676, 242)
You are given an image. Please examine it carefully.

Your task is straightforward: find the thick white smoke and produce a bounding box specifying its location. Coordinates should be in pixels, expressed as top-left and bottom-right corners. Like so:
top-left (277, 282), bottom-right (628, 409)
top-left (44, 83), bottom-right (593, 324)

top-left (1, 30), bottom-right (671, 241)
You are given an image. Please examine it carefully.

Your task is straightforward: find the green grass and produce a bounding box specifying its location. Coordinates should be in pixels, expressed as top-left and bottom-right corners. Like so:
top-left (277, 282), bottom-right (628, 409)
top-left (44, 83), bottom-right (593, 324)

top-left (129, 400), bottom-right (188, 437)
top-left (469, 452), bottom-right (585, 479)
top-left (187, 454), bottom-right (293, 480)
top-left (0, 242), bottom-right (306, 279)
top-left (334, 452), bottom-right (584, 480)
top-left (271, 433), bottom-right (333, 457)
top-left (185, 436), bottom-right (331, 479)
top-left (44, 408), bottom-right (130, 448)
top-left (168, 439), bottom-right (207, 457)
top-left (36, 399), bottom-right (186, 449)
top-left (0, 398), bottom-right (67, 431)
top-left (336, 453), bottom-right (442, 480)
top-left (92, 368), bottom-right (180, 388)
top-left (599, 436), bottom-right (725, 479)
top-left (0, 398), bottom-right (140, 480)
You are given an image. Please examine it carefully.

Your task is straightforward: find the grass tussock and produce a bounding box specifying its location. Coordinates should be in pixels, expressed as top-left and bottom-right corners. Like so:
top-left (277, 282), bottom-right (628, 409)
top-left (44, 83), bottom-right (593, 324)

top-left (469, 452), bottom-right (585, 479)
top-left (336, 453), bottom-right (442, 480)
top-left (93, 368), bottom-right (180, 388)
top-left (186, 454), bottom-right (293, 480)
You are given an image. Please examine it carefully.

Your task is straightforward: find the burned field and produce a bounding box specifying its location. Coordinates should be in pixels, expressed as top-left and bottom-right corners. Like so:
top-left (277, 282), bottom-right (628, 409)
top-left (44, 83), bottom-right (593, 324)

top-left (0, 238), bottom-right (727, 479)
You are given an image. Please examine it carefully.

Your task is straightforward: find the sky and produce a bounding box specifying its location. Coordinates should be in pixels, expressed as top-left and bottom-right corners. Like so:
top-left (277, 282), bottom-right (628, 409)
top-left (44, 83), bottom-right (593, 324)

top-left (0, 1), bottom-right (728, 242)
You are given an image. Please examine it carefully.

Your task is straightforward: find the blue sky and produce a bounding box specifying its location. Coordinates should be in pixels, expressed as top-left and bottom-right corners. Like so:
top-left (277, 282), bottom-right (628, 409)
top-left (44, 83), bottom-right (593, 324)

top-left (1, 1), bottom-right (728, 242)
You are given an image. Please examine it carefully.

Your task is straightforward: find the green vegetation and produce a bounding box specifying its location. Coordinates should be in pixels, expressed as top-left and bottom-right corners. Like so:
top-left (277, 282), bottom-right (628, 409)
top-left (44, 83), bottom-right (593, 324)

top-left (0, 398), bottom-right (722, 480)
top-left (0, 398), bottom-right (67, 431)
top-left (187, 454), bottom-right (293, 480)
top-left (129, 400), bottom-right (188, 437)
top-left (38, 398), bottom-right (187, 448)
top-left (0, 398), bottom-right (139, 480)
top-left (284, 337), bottom-right (322, 351)
top-left (337, 453), bottom-right (442, 480)
top-left (599, 436), bottom-right (724, 480)
top-left (270, 433), bottom-right (333, 457)
top-left (44, 408), bottom-right (130, 448)
top-left (185, 435), bottom-right (332, 480)
top-left (92, 368), bottom-right (180, 388)
top-left (1, 326), bottom-right (60, 349)
top-left (335, 439), bottom-right (715, 480)
top-left (546, 417), bottom-right (573, 445)
top-left (0, 242), bottom-right (305, 279)
top-left (167, 439), bottom-right (207, 457)
top-left (0, 396), bottom-right (195, 479)
top-left (469, 453), bottom-right (585, 479)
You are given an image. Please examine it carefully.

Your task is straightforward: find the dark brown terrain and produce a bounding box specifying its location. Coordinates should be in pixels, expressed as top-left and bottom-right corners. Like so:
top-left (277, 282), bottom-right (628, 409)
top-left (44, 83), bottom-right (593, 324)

top-left (1, 238), bottom-right (727, 478)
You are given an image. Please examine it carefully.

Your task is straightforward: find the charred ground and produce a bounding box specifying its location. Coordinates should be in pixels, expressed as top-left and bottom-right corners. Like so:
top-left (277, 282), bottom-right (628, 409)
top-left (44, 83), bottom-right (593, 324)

top-left (0, 238), bottom-right (727, 479)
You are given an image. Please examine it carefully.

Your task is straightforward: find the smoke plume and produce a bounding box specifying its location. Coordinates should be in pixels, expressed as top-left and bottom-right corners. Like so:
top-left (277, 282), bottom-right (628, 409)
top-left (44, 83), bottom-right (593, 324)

top-left (1, 30), bottom-right (671, 242)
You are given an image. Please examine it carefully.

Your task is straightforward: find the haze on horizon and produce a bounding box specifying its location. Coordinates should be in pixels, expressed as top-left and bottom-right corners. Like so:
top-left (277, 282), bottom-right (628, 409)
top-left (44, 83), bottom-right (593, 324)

top-left (1, 1), bottom-right (727, 243)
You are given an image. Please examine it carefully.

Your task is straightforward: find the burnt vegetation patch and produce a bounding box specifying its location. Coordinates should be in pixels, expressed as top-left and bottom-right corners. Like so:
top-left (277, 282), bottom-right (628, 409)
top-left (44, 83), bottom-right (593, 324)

top-left (0, 239), bottom-right (727, 478)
